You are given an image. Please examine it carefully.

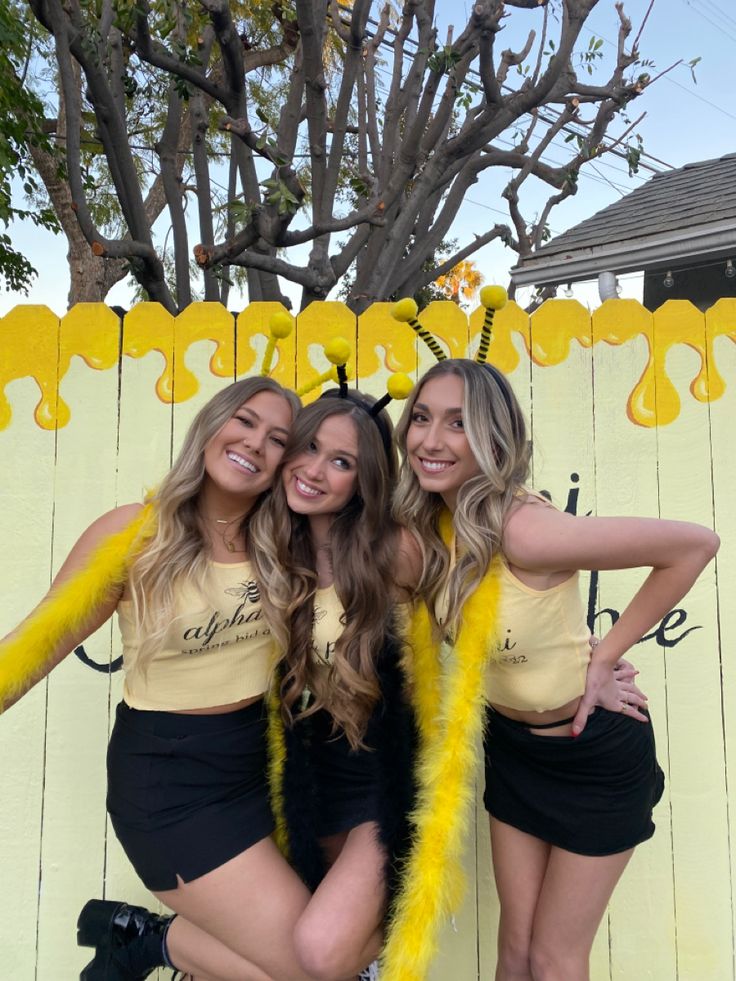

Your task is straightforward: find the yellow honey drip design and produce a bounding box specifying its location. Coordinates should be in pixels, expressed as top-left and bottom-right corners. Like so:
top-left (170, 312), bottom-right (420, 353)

top-left (1, 299), bottom-right (735, 432)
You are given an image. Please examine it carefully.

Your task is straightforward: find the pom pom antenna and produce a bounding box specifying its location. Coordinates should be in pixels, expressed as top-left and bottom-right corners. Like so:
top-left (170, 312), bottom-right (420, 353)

top-left (475, 285), bottom-right (507, 364)
top-left (391, 297), bottom-right (447, 362)
top-left (296, 336), bottom-right (352, 398)
top-left (324, 336), bottom-right (352, 396)
top-left (370, 371), bottom-right (414, 415)
top-left (260, 311), bottom-right (294, 376)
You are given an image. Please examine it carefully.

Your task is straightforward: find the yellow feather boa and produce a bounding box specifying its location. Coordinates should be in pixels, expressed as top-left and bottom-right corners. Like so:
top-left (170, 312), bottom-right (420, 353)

top-left (0, 504), bottom-right (156, 711)
top-left (381, 510), bottom-right (501, 981)
top-left (266, 685), bottom-right (290, 857)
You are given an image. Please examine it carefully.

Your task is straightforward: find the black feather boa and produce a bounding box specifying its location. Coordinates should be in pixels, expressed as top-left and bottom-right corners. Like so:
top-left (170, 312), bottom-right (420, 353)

top-left (277, 623), bottom-right (418, 905)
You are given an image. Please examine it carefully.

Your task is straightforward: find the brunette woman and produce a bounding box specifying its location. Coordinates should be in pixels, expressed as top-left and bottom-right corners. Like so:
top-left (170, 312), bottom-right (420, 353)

top-left (251, 390), bottom-right (420, 981)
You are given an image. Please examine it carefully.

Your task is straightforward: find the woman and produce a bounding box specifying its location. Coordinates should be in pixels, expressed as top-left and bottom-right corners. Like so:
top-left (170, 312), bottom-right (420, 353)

top-left (389, 358), bottom-right (718, 981)
top-left (250, 390), bottom-right (420, 981)
top-left (0, 376), bottom-right (321, 981)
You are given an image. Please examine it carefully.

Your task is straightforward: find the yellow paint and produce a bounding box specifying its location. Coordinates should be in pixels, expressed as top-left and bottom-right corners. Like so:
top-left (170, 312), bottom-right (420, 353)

top-left (0, 306), bottom-right (60, 430)
top-left (530, 298), bottom-right (593, 365)
top-left (3, 299), bottom-right (736, 431)
top-left (123, 303), bottom-right (176, 402)
top-left (295, 301), bottom-right (357, 403)
top-left (470, 299), bottom-right (530, 374)
top-left (236, 303), bottom-right (296, 390)
top-left (357, 302), bottom-right (417, 379)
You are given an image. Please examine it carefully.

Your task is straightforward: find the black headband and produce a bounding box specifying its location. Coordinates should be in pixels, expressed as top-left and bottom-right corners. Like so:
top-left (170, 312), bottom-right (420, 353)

top-left (318, 389), bottom-right (393, 455)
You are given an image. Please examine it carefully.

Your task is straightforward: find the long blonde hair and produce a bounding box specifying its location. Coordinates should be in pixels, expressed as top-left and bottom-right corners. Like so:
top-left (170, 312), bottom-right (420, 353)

top-left (393, 359), bottom-right (530, 633)
top-left (128, 377), bottom-right (300, 672)
top-left (250, 393), bottom-right (400, 750)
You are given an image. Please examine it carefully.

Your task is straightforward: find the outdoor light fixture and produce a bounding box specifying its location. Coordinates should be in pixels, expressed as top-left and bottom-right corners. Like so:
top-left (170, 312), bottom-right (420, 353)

top-left (725, 259), bottom-right (736, 280)
top-left (564, 282), bottom-right (573, 297)
top-left (663, 270), bottom-right (674, 289)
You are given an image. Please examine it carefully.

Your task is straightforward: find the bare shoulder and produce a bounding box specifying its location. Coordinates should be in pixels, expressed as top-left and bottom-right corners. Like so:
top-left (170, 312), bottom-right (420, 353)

top-left (504, 494), bottom-right (560, 536)
top-left (53, 503), bottom-right (145, 586)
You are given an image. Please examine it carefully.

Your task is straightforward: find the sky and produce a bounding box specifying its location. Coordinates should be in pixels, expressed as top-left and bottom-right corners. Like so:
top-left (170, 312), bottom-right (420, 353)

top-left (2, 0), bottom-right (734, 315)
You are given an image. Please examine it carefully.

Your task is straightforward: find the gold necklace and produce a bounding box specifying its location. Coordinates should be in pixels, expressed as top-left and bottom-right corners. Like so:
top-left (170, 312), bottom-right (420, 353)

top-left (200, 513), bottom-right (247, 553)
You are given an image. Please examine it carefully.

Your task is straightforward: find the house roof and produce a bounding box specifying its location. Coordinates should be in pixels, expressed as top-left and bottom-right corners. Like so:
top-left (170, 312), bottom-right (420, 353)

top-left (510, 153), bottom-right (736, 287)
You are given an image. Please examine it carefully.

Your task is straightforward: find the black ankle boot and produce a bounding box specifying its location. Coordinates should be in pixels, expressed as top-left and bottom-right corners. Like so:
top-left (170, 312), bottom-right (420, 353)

top-left (77, 899), bottom-right (174, 980)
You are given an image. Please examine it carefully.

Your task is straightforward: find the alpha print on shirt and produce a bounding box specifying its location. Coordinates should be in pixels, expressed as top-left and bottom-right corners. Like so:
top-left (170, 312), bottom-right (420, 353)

top-left (494, 628), bottom-right (528, 665)
top-left (312, 604), bottom-right (337, 664)
top-left (180, 579), bottom-right (270, 655)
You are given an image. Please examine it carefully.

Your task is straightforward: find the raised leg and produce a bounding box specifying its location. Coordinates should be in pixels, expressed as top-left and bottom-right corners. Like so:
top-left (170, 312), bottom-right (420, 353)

top-left (155, 836), bottom-right (315, 981)
top-left (293, 821), bottom-right (387, 981)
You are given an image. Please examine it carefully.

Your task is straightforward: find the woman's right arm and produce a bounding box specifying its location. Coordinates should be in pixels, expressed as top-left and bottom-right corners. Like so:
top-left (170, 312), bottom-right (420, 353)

top-left (0, 503), bottom-right (143, 713)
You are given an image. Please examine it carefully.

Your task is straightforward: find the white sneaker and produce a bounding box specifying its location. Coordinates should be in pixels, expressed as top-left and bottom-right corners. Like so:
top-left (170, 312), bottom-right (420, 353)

top-left (358, 962), bottom-right (380, 981)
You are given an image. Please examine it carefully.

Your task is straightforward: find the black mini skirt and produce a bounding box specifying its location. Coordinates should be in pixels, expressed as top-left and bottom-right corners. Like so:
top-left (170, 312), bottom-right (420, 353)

top-left (483, 705), bottom-right (665, 856)
top-left (309, 708), bottom-right (382, 838)
top-left (107, 700), bottom-right (275, 891)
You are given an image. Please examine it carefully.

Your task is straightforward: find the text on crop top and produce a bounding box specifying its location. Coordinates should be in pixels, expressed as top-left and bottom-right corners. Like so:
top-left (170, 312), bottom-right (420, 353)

top-left (312, 584), bottom-right (344, 665)
top-left (436, 562), bottom-right (590, 713)
top-left (117, 560), bottom-right (275, 711)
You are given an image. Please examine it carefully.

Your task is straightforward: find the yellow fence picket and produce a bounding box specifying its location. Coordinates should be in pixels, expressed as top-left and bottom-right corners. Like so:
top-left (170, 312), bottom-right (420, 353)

top-left (654, 301), bottom-right (730, 980)
top-left (0, 307), bottom-right (59, 980)
top-left (35, 304), bottom-right (122, 977)
top-left (592, 299), bottom-right (677, 980)
top-left (171, 303), bottom-right (237, 455)
top-left (103, 304), bottom-right (178, 909)
top-left (708, 298), bottom-right (736, 981)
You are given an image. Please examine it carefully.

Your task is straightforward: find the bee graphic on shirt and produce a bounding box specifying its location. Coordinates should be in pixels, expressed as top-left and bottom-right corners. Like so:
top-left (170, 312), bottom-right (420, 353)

top-left (225, 580), bottom-right (261, 604)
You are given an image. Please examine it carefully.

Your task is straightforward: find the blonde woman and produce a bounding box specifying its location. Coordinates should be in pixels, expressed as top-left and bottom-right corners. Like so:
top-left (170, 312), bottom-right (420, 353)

top-left (1, 377), bottom-right (323, 981)
top-left (391, 359), bottom-right (718, 981)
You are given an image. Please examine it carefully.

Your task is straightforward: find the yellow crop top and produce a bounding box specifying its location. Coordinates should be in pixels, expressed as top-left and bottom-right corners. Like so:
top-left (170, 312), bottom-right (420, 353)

top-left (485, 564), bottom-right (591, 712)
top-left (117, 560), bottom-right (275, 711)
top-left (436, 563), bottom-right (591, 713)
top-left (312, 584), bottom-right (344, 666)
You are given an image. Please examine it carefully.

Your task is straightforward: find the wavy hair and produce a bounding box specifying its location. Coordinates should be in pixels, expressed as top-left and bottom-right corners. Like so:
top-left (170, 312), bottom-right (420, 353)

top-left (127, 377), bottom-right (300, 673)
top-left (250, 393), bottom-right (400, 750)
top-left (392, 359), bottom-right (530, 634)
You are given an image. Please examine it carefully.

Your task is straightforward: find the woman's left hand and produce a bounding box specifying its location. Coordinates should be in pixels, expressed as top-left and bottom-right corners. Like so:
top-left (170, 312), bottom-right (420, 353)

top-left (572, 656), bottom-right (649, 736)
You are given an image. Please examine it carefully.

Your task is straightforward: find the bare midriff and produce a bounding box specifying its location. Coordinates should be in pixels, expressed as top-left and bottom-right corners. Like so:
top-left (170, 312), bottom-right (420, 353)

top-left (169, 693), bottom-right (264, 715)
top-left (488, 695), bottom-right (582, 736)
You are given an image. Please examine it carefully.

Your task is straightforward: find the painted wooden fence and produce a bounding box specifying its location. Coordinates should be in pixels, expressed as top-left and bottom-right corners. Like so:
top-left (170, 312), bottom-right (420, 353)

top-left (1, 297), bottom-right (735, 980)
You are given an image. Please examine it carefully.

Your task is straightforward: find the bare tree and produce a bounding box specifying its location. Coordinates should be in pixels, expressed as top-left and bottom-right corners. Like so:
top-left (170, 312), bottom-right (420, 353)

top-left (25, 0), bottom-right (664, 312)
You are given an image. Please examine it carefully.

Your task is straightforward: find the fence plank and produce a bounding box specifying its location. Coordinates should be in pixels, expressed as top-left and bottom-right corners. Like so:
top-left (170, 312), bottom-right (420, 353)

top-left (592, 299), bottom-right (678, 980)
top-left (0, 306), bottom-right (60, 979)
top-left (708, 298), bottom-right (736, 981)
top-left (35, 304), bottom-right (121, 977)
top-left (654, 301), bottom-right (730, 980)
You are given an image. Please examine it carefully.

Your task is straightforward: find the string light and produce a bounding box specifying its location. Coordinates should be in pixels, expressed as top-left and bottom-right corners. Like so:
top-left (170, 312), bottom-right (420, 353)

top-left (725, 259), bottom-right (736, 280)
top-left (663, 270), bottom-right (674, 289)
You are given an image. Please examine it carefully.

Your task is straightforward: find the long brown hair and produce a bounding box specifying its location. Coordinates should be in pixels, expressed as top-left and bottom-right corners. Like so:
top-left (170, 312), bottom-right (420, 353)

top-left (250, 393), bottom-right (399, 749)
top-left (128, 377), bottom-right (300, 673)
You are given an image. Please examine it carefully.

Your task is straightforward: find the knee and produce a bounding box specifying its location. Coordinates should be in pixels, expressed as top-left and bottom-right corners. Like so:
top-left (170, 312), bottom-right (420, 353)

top-left (529, 939), bottom-right (584, 981)
top-left (497, 931), bottom-right (532, 977)
top-left (293, 915), bottom-right (354, 981)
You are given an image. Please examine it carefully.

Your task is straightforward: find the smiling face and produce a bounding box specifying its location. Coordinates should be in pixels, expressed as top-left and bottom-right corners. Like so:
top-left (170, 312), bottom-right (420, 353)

top-left (283, 413), bottom-right (360, 518)
top-left (202, 389), bottom-right (293, 501)
top-left (405, 373), bottom-right (481, 510)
